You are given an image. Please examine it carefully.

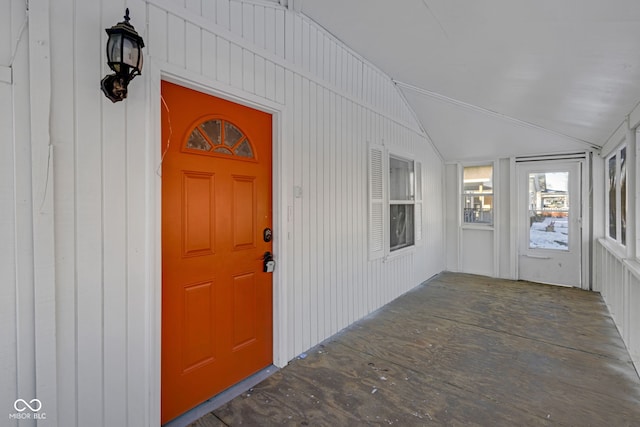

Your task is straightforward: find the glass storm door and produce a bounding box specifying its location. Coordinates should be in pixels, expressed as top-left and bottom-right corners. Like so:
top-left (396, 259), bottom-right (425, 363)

top-left (517, 161), bottom-right (582, 287)
top-left (161, 81), bottom-right (273, 423)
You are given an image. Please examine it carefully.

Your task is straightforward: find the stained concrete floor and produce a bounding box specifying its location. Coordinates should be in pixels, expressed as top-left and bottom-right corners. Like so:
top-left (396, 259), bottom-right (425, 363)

top-left (189, 272), bottom-right (640, 426)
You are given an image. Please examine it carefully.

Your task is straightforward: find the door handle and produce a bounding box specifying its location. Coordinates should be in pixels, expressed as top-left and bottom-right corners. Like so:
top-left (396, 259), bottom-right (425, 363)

top-left (523, 254), bottom-right (552, 260)
top-left (263, 251), bottom-right (275, 273)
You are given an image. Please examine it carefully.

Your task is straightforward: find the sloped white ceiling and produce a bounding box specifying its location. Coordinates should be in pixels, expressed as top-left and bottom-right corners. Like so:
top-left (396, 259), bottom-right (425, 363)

top-left (300, 0), bottom-right (640, 160)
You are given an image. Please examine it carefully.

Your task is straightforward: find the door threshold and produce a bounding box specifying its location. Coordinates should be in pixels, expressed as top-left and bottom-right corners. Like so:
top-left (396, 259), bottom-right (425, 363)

top-left (162, 365), bottom-right (279, 427)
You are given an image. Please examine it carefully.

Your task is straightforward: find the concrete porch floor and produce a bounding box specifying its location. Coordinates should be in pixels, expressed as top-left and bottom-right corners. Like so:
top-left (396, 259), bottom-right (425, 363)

top-left (189, 272), bottom-right (640, 426)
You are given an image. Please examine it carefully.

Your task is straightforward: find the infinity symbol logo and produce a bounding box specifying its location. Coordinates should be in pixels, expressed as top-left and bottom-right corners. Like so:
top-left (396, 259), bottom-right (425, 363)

top-left (14, 399), bottom-right (42, 412)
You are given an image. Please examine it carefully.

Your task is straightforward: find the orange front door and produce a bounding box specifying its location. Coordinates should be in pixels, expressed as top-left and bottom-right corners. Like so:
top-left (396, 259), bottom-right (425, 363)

top-left (161, 81), bottom-right (273, 423)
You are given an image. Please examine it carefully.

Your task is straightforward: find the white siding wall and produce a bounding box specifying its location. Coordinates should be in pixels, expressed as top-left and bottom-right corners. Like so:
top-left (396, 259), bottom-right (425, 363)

top-left (497, 157), bottom-right (513, 279)
top-left (4, 0), bottom-right (445, 426)
top-left (460, 229), bottom-right (494, 276)
top-left (2, 1), bottom-right (39, 426)
top-left (0, 2), bottom-right (18, 425)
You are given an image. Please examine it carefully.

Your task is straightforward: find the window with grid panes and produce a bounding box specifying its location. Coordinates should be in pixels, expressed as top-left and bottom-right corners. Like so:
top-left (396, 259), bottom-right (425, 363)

top-left (462, 164), bottom-right (493, 226)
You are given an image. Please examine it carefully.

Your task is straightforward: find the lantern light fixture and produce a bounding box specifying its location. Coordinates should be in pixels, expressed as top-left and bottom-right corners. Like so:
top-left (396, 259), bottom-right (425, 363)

top-left (101, 8), bottom-right (145, 103)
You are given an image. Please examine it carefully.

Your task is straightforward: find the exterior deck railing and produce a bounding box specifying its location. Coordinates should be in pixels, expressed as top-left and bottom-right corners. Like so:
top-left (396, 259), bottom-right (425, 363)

top-left (595, 238), bottom-right (640, 374)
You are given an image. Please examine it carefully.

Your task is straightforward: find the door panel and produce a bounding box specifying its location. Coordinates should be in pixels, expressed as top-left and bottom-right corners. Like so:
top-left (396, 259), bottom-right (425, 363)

top-left (232, 176), bottom-right (256, 249)
top-left (232, 272), bottom-right (258, 349)
top-left (517, 161), bottom-right (581, 287)
top-left (161, 81), bottom-right (273, 423)
top-left (182, 172), bottom-right (216, 256)
top-left (183, 281), bottom-right (216, 371)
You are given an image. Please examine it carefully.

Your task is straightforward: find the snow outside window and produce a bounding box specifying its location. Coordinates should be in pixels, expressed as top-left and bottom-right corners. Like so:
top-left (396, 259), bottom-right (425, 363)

top-left (527, 171), bottom-right (570, 251)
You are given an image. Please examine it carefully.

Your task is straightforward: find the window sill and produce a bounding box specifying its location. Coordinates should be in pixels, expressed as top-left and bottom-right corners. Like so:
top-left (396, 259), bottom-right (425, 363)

top-left (385, 245), bottom-right (416, 261)
top-left (598, 237), bottom-right (628, 260)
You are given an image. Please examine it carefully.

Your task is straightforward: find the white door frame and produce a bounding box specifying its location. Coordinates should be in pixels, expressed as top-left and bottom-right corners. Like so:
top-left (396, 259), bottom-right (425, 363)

top-left (146, 59), bottom-right (288, 426)
top-left (511, 154), bottom-right (591, 290)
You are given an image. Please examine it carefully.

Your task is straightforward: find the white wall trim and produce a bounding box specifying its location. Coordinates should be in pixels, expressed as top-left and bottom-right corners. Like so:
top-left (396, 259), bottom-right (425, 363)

top-left (456, 163), bottom-right (462, 272)
top-left (160, 62), bottom-right (283, 114)
top-left (629, 102), bottom-right (640, 130)
top-left (625, 126), bottom-right (636, 260)
top-left (634, 128), bottom-right (640, 260)
top-left (393, 82), bottom-right (442, 161)
top-left (514, 158), bottom-right (589, 289)
top-left (441, 162), bottom-right (449, 268)
top-left (580, 157), bottom-right (591, 291)
top-left (601, 119), bottom-right (628, 158)
top-left (147, 57), bottom-right (163, 427)
top-left (493, 158), bottom-right (500, 277)
top-left (509, 157), bottom-right (518, 279)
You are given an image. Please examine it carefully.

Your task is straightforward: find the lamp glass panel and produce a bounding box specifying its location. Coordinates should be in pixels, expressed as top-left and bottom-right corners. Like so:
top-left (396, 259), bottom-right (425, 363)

top-left (122, 37), bottom-right (139, 68)
top-left (138, 48), bottom-right (143, 72)
top-left (107, 34), bottom-right (122, 61)
top-left (107, 33), bottom-right (123, 72)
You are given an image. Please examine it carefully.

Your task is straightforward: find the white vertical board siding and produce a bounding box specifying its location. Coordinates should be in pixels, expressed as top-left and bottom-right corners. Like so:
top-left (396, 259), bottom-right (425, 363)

top-left (497, 157), bottom-right (513, 279)
top-left (3, 0), bottom-right (50, 424)
top-left (444, 164), bottom-right (460, 271)
top-left (46, 0), bottom-right (154, 426)
top-left (51, 0), bottom-right (79, 424)
top-left (595, 239), bottom-right (640, 373)
top-left (23, 0), bottom-right (445, 426)
top-left (0, 68), bottom-right (17, 427)
top-left (0, 2), bottom-right (19, 424)
top-left (420, 142), bottom-right (445, 278)
top-left (461, 229), bottom-right (495, 277)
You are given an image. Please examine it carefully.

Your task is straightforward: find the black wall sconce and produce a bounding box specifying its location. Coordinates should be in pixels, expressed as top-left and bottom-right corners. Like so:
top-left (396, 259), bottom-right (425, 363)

top-left (101, 8), bottom-right (145, 103)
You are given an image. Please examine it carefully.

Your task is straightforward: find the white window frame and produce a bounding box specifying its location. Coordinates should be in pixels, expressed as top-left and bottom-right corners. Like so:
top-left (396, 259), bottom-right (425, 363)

top-left (461, 162), bottom-right (495, 228)
top-left (389, 154), bottom-right (416, 253)
top-left (606, 145), bottom-right (627, 247)
top-left (368, 144), bottom-right (422, 260)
